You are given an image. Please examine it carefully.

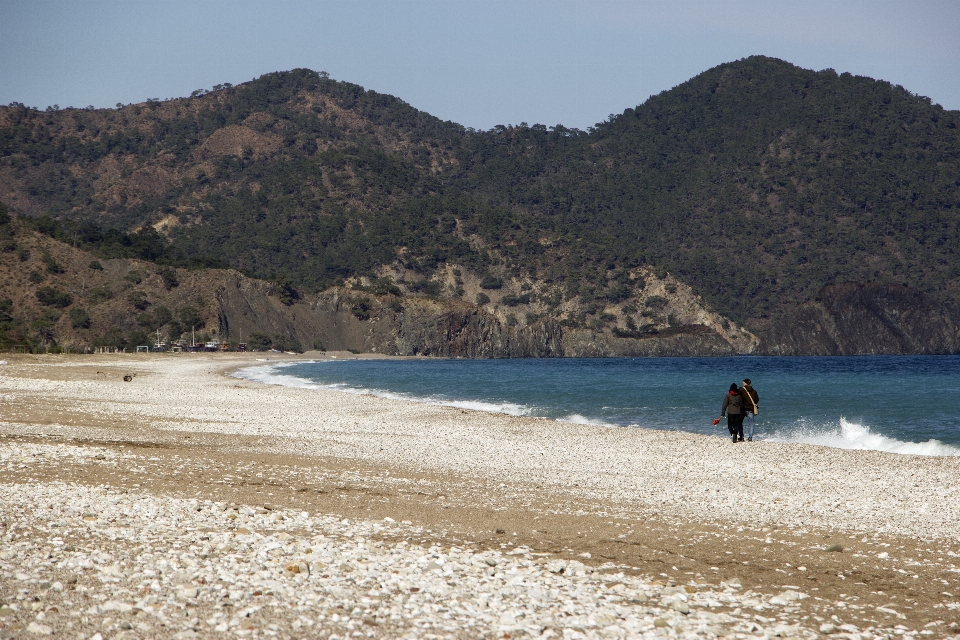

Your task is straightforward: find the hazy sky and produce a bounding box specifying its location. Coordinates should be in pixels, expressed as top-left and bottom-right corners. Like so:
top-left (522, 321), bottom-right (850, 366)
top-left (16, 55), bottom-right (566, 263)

top-left (2, 1), bottom-right (958, 130)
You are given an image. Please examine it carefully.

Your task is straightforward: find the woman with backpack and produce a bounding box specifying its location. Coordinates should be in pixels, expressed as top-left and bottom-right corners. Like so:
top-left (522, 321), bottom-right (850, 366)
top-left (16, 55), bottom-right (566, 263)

top-left (720, 383), bottom-right (745, 443)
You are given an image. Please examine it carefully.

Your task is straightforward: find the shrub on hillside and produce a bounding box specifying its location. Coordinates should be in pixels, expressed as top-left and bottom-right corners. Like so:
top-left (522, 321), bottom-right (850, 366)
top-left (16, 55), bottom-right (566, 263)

top-left (69, 308), bottom-right (91, 329)
top-left (479, 275), bottom-right (503, 290)
top-left (36, 286), bottom-right (73, 308)
top-left (42, 252), bottom-right (65, 274)
top-left (158, 266), bottom-right (179, 289)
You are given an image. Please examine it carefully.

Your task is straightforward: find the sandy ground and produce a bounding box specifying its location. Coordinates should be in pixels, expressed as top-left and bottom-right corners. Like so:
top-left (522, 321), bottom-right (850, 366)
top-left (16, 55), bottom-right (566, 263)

top-left (1, 352), bottom-right (959, 639)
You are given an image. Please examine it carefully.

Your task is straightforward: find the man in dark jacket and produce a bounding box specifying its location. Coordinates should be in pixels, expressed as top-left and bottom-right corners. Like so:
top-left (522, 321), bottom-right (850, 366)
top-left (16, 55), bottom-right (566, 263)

top-left (739, 379), bottom-right (759, 441)
top-left (720, 383), bottom-right (744, 443)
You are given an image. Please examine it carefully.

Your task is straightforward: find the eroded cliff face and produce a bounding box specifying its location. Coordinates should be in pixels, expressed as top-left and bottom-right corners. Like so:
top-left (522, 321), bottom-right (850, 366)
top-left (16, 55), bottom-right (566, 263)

top-left (22, 214), bottom-right (955, 357)
top-left (562, 326), bottom-right (736, 357)
top-left (250, 291), bottom-right (738, 358)
top-left (212, 273), bottom-right (327, 347)
top-left (756, 282), bottom-right (960, 356)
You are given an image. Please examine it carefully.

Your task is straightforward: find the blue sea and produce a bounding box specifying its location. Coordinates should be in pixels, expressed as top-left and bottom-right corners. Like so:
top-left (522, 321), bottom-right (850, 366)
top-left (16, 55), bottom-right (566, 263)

top-left (237, 356), bottom-right (960, 456)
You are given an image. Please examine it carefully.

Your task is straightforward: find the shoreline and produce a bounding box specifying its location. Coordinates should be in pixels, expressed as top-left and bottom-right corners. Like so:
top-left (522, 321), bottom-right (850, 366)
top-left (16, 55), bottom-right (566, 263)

top-left (1, 353), bottom-right (959, 638)
top-left (232, 353), bottom-right (960, 459)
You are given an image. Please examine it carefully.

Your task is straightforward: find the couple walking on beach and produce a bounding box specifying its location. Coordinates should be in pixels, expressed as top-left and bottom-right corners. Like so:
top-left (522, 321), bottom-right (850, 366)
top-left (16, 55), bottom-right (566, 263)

top-left (719, 379), bottom-right (759, 443)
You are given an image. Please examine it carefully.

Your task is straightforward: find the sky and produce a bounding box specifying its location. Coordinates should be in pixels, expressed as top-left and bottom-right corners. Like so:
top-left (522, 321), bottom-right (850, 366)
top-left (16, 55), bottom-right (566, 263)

top-left (1, 0), bottom-right (959, 131)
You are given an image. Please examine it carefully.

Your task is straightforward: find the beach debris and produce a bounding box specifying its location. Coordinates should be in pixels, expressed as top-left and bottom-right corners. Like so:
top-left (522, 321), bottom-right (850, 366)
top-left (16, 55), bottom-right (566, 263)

top-left (122, 374), bottom-right (133, 381)
top-left (825, 543), bottom-right (844, 552)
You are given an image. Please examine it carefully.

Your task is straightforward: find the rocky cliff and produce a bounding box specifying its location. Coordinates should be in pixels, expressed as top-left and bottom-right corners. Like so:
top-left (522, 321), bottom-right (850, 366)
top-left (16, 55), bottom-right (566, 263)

top-left (0, 214), bottom-right (747, 356)
top-left (294, 293), bottom-right (735, 358)
top-left (7, 212), bottom-right (957, 357)
top-left (756, 282), bottom-right (960, 355)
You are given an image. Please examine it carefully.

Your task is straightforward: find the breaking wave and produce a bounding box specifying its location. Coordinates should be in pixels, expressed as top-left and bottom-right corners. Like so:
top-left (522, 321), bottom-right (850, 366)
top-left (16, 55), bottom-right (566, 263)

top-left (766, 417), bottom-right (960, 456)
top-left (236, 360), bottom-right (960, 457)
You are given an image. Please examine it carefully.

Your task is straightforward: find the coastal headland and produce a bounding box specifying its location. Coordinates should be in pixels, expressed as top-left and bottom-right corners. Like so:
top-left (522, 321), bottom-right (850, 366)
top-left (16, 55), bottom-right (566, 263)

top-left (1, 354), bottom-right (958, 639)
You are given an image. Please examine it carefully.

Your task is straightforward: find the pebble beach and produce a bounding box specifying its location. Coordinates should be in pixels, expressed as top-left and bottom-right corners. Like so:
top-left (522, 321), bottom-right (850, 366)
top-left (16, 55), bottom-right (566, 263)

top-left (1, 353), bottom-right (959, 639)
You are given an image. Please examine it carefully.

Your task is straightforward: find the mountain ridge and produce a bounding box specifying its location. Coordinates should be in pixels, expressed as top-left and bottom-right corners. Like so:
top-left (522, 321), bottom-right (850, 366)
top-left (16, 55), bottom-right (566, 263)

top-left (2, 56), bottom-right (958, 354)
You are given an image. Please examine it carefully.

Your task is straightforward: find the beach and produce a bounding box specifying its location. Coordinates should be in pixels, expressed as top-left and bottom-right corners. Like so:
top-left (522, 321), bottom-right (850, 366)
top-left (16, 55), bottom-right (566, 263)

top-left (1, 353), bottom-right (958, 639)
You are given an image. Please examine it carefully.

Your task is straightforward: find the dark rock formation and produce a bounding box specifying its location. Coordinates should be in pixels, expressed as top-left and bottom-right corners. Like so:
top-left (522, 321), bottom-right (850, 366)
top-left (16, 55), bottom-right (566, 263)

top-left (394, 299), bottom-right (564, 358)
top-left (562, 325), bottom-right (736, 357)
top-left (756, 282), bottom-right (960, 355)
top-left (213, 273), bottom-right (327, 348)
top-left (237, 291), bottom-right (737, 358)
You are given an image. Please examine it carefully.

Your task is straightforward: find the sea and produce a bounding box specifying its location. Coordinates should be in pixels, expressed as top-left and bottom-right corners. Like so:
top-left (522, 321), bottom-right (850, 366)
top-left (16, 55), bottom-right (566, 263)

top-left (236, 356), bottom-right (960, 456)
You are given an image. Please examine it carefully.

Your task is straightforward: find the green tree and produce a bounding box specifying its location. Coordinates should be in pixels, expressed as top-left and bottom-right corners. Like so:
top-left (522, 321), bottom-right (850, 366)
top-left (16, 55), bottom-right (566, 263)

top-left (129, 330), bottom-right (150, 348)
top-left (158, 266), bottom-right (179, 289)
top-left (69, 308), bottom-right (91, 329)
top-left (36, 287), bottom-right (73, 308)
top-left (273, 275), bottom-right (300, 305)
top-left (152, 305), bottom-right (172, 327)
top-left (166, 320), bottom-right (183, 341)
top-left (127, 290), bottom-right (150, 310)
top-left (248, 332), bottom-right (272, 350)
top-left (41, 252), bottom-right (65, 274)
top-left (179, 306), bottom-right (204, 329)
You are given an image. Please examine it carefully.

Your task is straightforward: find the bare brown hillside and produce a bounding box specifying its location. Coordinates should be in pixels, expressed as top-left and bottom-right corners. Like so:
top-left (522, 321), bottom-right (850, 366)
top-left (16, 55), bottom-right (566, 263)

top-left (0, 214), bottom-right (748, 356)
top-left (0, 216), bottom-right (326, 351)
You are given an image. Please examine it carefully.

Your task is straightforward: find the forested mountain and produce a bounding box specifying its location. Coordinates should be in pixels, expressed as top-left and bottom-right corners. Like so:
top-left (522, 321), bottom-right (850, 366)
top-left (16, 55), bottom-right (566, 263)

top-left (454, 56), bottom-right (960, 324)
top-left (1, 56), bottom-right (958, 353)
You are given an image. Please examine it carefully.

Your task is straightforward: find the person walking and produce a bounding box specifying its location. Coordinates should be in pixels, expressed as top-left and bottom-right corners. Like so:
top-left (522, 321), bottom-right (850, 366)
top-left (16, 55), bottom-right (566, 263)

top-left (720, 383), bottom-right (744, 443)
top-left (739, 378), bottom-right (759, 442)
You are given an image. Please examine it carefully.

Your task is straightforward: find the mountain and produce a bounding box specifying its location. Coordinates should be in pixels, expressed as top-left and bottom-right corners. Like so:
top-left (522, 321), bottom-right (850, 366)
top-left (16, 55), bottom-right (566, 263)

top-left (757, 282), bottom-right (960, 355)
top-left (1, 56), bottom-right (958, 355)
top-left (0, 209), bottom-right (328, 353)
top-left (0, 208), bottom-right (744, 357)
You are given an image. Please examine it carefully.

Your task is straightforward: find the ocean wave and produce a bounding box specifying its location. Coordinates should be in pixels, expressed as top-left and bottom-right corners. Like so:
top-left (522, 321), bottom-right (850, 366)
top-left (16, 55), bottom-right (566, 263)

top-left (557, 414), bottom-right (619, 427)
top-left (233, 363), bottom-right (323, 390)
top-left (235, 364), bottom-right (960, 456)
top-left (766, 417), bottom-right (960, 456)
top-left (234, 363), bottom-right (533, 416)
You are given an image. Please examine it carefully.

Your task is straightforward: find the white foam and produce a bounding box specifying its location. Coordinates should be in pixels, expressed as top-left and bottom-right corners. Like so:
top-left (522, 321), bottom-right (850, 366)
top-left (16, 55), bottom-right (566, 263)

top-left (441, 399), bottom-right (533, 416)
top-left (234, 364), bottom-right (323, 390)
top-left (558, 414), bottom-right (618, 427)
top-left (237, 364), bottom-right (960, 456)
top-left (234, 363), bottom-right (533, 417)
top-left (767, 417), bottom-right (960, 457)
